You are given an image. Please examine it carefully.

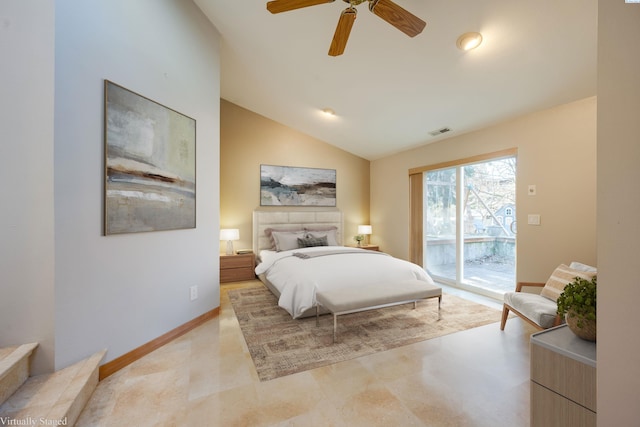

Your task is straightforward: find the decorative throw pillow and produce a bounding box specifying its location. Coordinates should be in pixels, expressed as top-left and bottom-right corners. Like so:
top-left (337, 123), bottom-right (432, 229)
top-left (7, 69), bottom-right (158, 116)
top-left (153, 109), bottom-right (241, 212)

top-left (297, 235), bottom-right (328, 248)
top-left (307, 230), bottom-right (339, 246)
top-left (271, 230), bottom-right (306, 252)
top-left (265, 228), bottom-right (303, 250)
top-left (540, 264), bottom-right (597, 302)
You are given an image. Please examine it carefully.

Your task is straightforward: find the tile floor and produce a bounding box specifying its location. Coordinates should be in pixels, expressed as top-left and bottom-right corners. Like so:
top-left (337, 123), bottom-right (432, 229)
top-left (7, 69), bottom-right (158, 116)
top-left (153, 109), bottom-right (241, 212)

top-left (76, 280), bottom-right (536, 427)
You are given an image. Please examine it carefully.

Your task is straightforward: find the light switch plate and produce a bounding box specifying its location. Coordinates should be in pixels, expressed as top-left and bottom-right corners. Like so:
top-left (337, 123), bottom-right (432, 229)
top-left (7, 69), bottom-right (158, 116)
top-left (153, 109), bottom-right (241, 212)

top-left (528, 214), bottom-right (541, 225)
top-left (528, 185), bottom-right (537, 196)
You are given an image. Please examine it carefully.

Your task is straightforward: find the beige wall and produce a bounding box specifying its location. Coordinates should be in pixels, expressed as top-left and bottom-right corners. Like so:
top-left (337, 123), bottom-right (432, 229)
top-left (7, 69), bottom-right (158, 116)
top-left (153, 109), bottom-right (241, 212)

top-left (220, 100), bottom-right (370, 252)
top-left (371, 97), bottom-right (597, 282)
top-left (597, 1), bottom-right (640, 424)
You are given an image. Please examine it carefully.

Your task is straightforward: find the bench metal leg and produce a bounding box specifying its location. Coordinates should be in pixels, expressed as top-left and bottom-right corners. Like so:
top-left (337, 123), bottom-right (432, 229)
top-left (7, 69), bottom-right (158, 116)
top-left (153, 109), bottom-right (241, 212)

top-left (317, 305), bottom-right (339, 343)
top-left (321, 292), bottom-right (443, 343)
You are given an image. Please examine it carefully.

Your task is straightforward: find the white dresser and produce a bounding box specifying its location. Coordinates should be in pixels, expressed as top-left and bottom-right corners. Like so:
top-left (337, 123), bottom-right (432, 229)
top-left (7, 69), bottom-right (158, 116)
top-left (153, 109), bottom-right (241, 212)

top-left (530, 324), bottom-right (596, 427)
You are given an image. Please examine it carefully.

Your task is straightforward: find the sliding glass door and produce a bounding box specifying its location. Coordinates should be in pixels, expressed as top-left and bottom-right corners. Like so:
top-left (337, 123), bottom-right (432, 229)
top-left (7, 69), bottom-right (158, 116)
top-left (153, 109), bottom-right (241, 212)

top-left (424, 156), bottom-right (516, 298)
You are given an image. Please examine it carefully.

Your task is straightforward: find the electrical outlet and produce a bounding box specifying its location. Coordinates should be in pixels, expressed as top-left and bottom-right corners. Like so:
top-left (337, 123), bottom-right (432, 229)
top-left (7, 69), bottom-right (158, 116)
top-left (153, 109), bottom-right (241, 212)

top-left (190, 285), bottom-right (198, 301)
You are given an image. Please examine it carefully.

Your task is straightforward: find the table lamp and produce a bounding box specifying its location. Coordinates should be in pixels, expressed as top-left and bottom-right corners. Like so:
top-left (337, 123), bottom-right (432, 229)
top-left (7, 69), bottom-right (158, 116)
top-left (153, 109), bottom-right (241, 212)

top-left (358, 225), bottom-right (372, 246)
top-left (220, 228), bottom-right (240, 255)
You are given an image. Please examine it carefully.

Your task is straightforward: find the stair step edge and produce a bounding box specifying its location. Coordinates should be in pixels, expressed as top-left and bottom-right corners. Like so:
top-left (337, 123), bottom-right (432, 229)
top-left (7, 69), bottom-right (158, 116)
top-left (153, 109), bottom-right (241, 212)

top-left (0, 343), bottom-right (39, 406)
top-left (0, 343), bottom-right (38, 380)
top-left (44, 349), bottom-right (107, 426)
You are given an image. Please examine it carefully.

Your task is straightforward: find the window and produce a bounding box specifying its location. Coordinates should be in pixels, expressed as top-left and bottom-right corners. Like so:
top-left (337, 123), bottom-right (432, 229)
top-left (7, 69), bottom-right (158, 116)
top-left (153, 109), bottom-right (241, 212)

top-left (409, 148), bottom-right (517, 299)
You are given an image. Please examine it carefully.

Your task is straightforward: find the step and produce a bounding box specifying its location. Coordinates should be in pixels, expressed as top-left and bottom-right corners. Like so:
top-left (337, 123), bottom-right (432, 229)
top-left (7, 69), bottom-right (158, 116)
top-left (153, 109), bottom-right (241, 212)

top-left (0, 343), bottom-right (38, 406)
top-left (0, 349), bottom-right (106, 426)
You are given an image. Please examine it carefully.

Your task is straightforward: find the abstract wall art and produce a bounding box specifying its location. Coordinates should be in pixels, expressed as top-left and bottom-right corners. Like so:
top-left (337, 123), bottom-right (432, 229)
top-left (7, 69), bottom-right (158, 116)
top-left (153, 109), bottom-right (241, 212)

top-left (104, 80), bottom-right (196, 234)
top-left (260, 164), bottom-right (336, 206)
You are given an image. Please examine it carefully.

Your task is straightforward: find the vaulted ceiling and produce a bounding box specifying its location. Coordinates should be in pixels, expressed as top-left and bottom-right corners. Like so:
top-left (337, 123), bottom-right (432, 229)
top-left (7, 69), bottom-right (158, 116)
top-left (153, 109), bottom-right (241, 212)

top-left (195, 0), bottom-right (597, 160)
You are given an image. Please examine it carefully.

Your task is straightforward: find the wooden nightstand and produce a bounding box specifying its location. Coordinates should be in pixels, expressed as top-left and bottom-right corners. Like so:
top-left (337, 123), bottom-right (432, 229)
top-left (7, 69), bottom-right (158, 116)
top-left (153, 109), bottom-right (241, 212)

top-left (348, 244), bottom-right (380, 251)
top-left (220, 253), bottom-right (256, 283)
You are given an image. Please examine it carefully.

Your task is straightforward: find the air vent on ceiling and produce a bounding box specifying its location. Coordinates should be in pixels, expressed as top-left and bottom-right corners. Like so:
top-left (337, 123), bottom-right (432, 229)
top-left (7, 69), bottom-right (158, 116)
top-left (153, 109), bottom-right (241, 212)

top-left (429, 127), bottom-right (451, 137)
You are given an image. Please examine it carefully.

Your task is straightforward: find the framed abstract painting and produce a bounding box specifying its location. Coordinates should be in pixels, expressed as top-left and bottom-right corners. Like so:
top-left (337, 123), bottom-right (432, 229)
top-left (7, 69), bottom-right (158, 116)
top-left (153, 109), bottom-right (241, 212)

top-left (104, 80), bottom-right (196, 234)
top-left (260, 164), bottom-right (336, 206)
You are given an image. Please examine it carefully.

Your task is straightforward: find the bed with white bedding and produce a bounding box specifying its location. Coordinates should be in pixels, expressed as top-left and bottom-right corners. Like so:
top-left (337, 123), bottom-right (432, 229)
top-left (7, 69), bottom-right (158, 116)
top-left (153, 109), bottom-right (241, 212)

top-left (253, 210), bottom-right (435, 319)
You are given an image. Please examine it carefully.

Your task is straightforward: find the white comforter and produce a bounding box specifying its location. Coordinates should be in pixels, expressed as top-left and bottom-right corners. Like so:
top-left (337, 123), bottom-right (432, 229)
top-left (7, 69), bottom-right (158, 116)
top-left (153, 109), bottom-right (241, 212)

top-left (255, 246), bottom-right (434, 318)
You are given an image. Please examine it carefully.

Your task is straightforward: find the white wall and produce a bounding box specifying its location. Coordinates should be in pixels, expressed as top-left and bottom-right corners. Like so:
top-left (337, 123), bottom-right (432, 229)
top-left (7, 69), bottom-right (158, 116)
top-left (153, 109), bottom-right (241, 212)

top-left (597, 1), bottom-right (640, 424)
top-left (0, 0), bottom-right (56, 374)
top-left (53, 0), bottom-right (221, 369)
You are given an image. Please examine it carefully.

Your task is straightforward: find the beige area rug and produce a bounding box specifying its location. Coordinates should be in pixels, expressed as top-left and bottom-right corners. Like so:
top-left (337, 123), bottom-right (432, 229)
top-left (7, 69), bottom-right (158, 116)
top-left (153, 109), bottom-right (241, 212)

top-left (229, 283), bottom-right (505, 381)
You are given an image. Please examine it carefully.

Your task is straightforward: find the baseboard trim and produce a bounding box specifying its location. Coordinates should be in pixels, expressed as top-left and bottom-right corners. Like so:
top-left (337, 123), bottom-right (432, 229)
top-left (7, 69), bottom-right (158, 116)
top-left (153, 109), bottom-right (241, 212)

top-left (98, 308), bottom-right (219, 380)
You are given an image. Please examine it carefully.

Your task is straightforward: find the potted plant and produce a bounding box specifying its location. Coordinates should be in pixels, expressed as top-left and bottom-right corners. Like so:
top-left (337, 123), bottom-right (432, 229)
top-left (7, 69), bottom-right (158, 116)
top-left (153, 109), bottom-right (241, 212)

top-left (353, 234), bottom-right (364, 247)
top-left (556, 276), bottom-right (597, 341)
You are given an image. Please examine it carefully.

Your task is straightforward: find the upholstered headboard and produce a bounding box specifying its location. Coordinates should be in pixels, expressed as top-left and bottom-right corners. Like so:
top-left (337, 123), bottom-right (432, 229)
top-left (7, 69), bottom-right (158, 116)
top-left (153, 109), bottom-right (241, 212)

top-left (253, 210), bottom-right (343, 254)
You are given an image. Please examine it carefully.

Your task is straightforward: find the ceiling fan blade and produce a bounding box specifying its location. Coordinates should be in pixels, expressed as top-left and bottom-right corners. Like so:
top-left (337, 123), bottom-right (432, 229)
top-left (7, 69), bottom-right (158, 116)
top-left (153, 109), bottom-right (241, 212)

top-left (368, 0), bottom-right (426, 37)
top-left (267, 0), bottom-right (335, 14)
top-left (328, 8), bottom-right (357, 57)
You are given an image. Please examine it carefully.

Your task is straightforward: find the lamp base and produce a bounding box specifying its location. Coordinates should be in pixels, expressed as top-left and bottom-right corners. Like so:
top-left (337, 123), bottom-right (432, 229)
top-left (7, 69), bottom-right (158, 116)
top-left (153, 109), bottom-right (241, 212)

top-left (226, 240), bottom-right (234, 255)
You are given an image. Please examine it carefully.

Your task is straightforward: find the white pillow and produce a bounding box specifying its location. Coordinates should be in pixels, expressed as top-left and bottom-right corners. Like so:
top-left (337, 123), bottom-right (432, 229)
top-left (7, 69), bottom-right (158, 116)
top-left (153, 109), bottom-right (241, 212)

top-left (271, 230), bottom-right (306, 252)
top-left (264, 227), bottom-right (303, 250)
top-left (569, 261), bottom-right (597, 273)
top-left (258, 250), bottom-right (277, 266)
top-left (307, 230), bottom-right (339, 246)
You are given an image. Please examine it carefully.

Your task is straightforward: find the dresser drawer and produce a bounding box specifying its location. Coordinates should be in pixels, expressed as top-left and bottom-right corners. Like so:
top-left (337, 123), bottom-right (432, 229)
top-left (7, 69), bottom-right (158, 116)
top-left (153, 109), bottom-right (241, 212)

top-left (531, 343), bottom-right (596, 411)
top-left (531, 382), bottom-right (596, 427)
top-left (220, 266), bottom-right (255, 282)
top-left (221, 255), bottom-right (253, 269)
top-left (220, 253), bottom-right (255, 283)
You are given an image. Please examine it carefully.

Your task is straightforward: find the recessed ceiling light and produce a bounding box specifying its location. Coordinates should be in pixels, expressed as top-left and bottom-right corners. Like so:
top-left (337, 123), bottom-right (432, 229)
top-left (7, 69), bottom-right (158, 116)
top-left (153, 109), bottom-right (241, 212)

top-left (321, 108), bottom-right (336, 117)
top-left (456, 32), bottom-right (483, 51)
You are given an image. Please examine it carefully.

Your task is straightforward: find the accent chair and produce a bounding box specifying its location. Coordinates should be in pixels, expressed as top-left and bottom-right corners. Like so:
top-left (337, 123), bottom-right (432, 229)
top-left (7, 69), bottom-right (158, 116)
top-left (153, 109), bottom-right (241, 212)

top-left (500, 262), bottom-right (597, 331)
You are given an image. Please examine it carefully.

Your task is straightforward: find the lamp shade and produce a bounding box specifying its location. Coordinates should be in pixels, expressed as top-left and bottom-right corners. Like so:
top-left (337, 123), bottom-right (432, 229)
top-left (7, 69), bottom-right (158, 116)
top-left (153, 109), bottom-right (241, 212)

top-left (220, 228), bottom-right (240, 241)
top-left (358, 225), bottom-right (372, 235)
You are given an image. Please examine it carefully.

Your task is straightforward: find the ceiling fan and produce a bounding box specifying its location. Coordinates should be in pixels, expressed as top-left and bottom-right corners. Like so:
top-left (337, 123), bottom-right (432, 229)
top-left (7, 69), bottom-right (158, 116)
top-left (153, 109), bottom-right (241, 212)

top-left (266, 0), bottom-right (426, 56)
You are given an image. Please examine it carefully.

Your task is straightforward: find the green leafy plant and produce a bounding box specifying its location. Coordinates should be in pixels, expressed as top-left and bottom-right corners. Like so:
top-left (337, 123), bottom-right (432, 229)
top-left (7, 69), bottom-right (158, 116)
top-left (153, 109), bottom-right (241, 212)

top-left (353, 234), bottom-right (364, 244)
top-left (556, 276), bottom-right (597, 329)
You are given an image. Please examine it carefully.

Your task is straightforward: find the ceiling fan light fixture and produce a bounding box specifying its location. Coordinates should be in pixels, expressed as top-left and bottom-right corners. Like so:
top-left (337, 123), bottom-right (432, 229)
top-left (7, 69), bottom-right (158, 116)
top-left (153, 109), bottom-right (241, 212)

top-left (369, 0), bottom-right (426, 37)
top-left (266, 0), bottom-right (425, 56)
top-left (329, 6), bottom-right (357, 56)
top-left (456, 32), bottom-right (483, 51)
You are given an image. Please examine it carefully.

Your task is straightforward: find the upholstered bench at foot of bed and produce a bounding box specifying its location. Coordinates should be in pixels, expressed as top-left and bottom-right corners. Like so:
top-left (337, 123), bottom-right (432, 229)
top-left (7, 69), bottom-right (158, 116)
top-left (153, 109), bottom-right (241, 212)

top-left (315, 279), bottom-right (442, 343)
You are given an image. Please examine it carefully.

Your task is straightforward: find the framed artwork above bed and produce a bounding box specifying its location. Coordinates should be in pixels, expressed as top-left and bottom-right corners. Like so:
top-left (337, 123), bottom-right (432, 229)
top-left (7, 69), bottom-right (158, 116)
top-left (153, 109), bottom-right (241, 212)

top-left (260, 165), bottom-right (336, 206)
